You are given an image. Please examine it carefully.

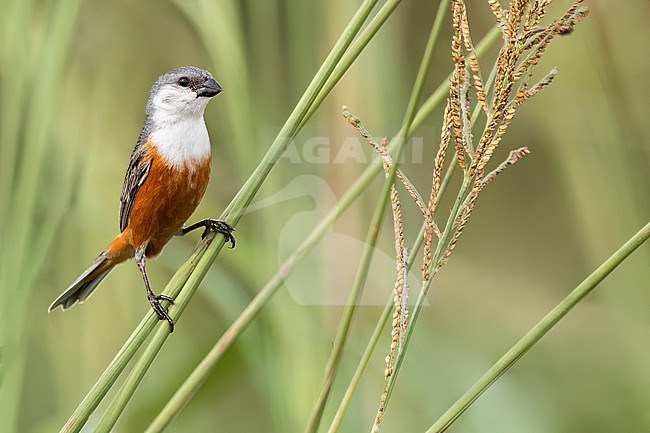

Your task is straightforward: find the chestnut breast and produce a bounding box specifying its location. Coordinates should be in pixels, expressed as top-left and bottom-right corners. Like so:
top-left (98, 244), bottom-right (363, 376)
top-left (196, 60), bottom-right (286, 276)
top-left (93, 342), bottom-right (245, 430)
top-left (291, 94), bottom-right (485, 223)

top-left (126, 141), bottom-right (211, 256)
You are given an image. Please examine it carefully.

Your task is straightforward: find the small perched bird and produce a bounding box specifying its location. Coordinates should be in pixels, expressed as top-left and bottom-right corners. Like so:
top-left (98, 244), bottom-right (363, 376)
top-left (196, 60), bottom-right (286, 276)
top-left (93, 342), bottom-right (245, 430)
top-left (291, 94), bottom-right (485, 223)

top-left (49, 66), bottom-right (235, 332)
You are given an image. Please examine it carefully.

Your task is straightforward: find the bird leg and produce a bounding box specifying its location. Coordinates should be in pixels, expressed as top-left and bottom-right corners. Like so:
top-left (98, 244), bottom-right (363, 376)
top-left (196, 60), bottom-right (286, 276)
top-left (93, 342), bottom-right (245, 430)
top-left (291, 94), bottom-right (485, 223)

top-left (135, 244), bottom-right (175, 332)
top-left (177, 218), bottom-right (236, 248)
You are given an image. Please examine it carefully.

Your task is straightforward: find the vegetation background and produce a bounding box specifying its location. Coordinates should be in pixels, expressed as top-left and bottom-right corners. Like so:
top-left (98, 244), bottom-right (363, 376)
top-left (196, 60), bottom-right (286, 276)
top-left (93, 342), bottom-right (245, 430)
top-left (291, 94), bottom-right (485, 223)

top-left (0, 0), bottom-right (648, 432)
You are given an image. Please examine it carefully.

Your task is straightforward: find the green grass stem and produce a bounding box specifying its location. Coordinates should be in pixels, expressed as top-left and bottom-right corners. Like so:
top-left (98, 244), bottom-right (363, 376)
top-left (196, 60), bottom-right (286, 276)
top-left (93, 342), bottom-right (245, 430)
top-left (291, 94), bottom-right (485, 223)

top-left (426, 221), bottom-right (650, 433)
top-left (60, 241), bottom-right (209, 433)
top-left (299, 0), bottom-right (403, 131)
top-left (373, 174), bottom-right (473, 431)
top-left (327, 223), bottom-right (425, 433)
top-left (305, 3), bottom-right (450, 430)
top-left (223, 0), bottom-right (380, 220)
top-left (327, 144), bottom-right (460, 433)
top-left (303, 179), bottom-right (393, 433)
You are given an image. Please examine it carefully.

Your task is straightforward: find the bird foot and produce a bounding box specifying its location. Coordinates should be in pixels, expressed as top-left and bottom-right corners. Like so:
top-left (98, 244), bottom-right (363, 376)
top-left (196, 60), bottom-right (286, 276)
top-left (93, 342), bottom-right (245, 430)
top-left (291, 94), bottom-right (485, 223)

top-left (148, 292), bottom-right (175, 332)
top-left (201, 219), bottom-right (236, 248)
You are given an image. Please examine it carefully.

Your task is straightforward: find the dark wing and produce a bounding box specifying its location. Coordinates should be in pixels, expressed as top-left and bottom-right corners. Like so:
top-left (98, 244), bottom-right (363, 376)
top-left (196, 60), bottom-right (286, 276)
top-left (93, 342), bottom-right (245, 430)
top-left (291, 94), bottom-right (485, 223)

top-left (119, 137), bottom-right (153, 232)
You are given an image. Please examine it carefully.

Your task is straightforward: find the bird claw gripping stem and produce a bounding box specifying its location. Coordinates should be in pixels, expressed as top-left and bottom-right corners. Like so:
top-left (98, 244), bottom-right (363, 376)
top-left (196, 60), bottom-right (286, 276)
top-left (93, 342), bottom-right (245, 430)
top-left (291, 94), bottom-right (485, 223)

top-left (181, 218), bottom-right (236, 248)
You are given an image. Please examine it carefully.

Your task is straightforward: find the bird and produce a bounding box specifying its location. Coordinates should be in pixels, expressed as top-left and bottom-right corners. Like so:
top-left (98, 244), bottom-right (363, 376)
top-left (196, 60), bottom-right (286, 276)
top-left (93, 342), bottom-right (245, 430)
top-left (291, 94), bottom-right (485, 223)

top-left (49, 66), bottom-right (235, 332)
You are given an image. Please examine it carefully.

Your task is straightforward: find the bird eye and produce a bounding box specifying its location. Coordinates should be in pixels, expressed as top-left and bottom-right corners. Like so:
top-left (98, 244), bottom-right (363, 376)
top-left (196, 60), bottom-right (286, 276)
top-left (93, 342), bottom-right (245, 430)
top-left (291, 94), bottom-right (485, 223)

top-left (178, 77), bottom-right (190, 87)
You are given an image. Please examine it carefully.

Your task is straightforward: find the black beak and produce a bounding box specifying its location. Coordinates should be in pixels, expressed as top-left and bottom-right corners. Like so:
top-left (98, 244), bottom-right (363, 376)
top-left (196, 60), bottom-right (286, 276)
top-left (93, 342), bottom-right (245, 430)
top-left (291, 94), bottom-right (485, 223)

top-left (196, 78), bottom-right (222, 97)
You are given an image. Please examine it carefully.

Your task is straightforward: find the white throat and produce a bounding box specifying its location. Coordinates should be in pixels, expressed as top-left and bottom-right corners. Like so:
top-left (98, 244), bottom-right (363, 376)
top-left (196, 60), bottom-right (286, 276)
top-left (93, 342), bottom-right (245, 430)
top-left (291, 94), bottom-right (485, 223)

top-left (150, 116), bottom-right (212, 168)
top-left (148, 86), bottom-right (213, 168)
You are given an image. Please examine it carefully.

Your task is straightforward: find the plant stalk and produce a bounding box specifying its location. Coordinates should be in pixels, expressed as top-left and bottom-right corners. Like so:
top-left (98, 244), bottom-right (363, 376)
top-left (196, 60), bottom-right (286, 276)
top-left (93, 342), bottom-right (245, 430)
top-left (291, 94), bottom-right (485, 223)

top-left (306, 2), bottom-right (450, 430)
top-left (426, 221), bottom-right (650, 433)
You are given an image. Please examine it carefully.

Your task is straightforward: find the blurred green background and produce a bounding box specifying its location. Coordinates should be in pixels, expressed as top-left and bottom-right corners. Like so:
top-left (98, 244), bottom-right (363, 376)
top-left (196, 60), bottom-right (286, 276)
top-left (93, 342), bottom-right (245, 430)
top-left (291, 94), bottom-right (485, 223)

top-left (1, 1), bottom-right (648, 432)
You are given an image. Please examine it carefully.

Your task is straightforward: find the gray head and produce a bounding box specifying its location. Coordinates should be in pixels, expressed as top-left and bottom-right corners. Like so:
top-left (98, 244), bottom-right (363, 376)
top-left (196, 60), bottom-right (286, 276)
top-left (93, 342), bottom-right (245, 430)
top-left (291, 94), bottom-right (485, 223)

top-left (145, 66), bottom-right (222, 127)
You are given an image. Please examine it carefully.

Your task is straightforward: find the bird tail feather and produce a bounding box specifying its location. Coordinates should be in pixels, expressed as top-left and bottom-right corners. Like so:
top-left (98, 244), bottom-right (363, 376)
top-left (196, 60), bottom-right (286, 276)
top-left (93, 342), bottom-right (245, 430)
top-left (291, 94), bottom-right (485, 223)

top-left (48, 251), bottom-right (116, 312)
